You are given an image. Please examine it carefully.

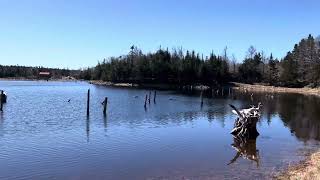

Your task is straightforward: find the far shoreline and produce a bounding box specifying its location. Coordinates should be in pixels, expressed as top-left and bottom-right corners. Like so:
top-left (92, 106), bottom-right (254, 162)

top-left (2, 78), bottom-right (320, 97)
top-left (232, 82), bottom-right (320, 97)
top-left (0, 77), bottom-right (79, 82)
top-left (89, 80), bottom-right (320, 97)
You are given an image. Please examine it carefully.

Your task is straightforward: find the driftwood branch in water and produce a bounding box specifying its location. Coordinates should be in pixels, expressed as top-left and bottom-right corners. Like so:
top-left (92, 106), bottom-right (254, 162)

top-left (229, 104), bottom-right (243, 118)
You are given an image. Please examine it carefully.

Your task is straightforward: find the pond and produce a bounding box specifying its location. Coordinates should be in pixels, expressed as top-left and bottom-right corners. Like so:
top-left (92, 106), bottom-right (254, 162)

top-left (0, 80), bottom-right (319, 179)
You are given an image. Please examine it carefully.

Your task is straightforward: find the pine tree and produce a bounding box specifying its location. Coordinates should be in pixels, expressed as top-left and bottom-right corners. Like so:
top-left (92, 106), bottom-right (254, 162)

top-left (268, 54), bottom-right (279, 85)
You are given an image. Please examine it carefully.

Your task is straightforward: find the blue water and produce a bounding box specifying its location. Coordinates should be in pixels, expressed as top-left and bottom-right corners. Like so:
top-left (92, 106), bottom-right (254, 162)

top-left (0, 80), bottom-right (319, 179)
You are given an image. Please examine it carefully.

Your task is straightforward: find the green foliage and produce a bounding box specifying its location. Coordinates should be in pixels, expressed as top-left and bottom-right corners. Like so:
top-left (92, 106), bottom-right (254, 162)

top-left (238, 52), bottom-right (263, 83)
top-left (88, 46), bottom-right (230, 85)
top-left (0, 65), bottom-right (77, 79)
top-left (268, 54), bottom-right (280, 86)
top-left (280, 52), bottom-right (299, 87)
top-left (281, 34), bottom-right (320, 87)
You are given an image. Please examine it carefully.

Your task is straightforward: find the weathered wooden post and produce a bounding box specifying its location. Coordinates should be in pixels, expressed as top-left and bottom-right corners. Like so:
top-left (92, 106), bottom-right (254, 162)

top-left (87, 89), bottom-right (90, 116)
top-left (0, 90), bottom-right (3, 112)
top-left (144, 94), bottom-right (147, 108)
top-left (103, 97), bottom-right (108, 115)
top-left (200, 91), bottom-right (204, 107)
top-left (153, 91), bottom-right (156, 103)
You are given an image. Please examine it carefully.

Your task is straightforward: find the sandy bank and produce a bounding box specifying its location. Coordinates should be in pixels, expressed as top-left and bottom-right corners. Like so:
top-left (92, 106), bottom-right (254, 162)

top-left (89, 80), bottom-right (139, 87)
top-left (276, 152), bottom-right (320, 180)
top-left (232, 82), bottom-right (320, 96)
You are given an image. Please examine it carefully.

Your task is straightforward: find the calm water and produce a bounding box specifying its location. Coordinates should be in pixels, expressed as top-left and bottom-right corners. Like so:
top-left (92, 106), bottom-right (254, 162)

top-left (0, 81), bottom-right (320, 180)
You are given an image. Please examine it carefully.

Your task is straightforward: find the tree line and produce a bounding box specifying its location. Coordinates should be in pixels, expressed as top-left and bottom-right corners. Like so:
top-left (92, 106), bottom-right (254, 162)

top-left (80, 34), bottom-right (320, 88)
top-left (80, 46), bottom-right (229, 86)
top-left (1, 34), bottom-right (319, 88)
top-left (0, 65), bottom-right (78, 79)
top-left (238, 34), bottom-right (320, 87)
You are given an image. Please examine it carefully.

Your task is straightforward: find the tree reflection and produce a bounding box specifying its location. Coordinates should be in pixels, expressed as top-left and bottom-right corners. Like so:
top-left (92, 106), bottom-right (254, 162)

top-left (232, 90), bottom-right (320, 141)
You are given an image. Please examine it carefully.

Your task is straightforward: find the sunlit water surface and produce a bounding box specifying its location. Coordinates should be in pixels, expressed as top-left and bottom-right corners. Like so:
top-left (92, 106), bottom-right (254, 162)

top-left (0, 80), bottom-right (320, 180)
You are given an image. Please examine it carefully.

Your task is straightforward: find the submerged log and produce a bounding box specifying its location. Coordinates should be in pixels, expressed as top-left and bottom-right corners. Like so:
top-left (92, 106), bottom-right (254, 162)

top-left (229, 103), bottom-right (262, 139)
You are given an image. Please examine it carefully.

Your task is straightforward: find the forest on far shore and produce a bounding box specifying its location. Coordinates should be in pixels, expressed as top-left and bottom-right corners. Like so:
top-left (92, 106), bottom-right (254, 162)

top-left (1, 34), bottom-right (320, 88)
top-left (79, 34), bottom-right (320, 88)
top-left (0, 65), bottom-right (79, 80)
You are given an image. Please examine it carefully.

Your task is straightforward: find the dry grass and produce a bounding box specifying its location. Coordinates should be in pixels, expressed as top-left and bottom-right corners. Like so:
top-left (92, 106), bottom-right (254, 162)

top-left (89, 80), bottom-right (138, 87)
top-left (232, 82), bottom-right (320, 97)
top-left (276, 152), bottom-right (320, 180)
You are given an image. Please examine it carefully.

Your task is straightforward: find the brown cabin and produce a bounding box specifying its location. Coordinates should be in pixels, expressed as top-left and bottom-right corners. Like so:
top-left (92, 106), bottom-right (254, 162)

top-left (38, 71), bottom-right (51, 80)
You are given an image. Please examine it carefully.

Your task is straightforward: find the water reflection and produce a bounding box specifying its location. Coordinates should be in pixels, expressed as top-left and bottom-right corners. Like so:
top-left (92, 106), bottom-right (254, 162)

top-left (228, 136), bottom-right (260, 167)
top-left (1, 81), bottom-right (320, 180)
top-left (103, 114), bottom-right (107, 129)
top-left (86, 115), bottom-right (90, 142)
top-left (230, 90), bottom-right (320, 141)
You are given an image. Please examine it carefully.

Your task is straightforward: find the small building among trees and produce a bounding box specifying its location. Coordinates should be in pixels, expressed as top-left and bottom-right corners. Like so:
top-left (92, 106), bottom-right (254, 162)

top-left (38, 71), bottom-right (51, 80)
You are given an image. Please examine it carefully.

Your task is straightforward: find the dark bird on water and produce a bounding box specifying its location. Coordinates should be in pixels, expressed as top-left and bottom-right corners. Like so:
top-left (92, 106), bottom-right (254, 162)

top-left (67, 99), bottom-right (71, 102)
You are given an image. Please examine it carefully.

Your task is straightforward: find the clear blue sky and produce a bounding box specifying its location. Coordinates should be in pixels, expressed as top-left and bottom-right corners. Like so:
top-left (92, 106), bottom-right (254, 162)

top-left (0, 0), bottom-right (319, 69)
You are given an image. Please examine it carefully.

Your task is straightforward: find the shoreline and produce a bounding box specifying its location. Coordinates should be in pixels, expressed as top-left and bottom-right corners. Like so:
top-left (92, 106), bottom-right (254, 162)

top-left (231, 82), bottom-right (320, 97)
top-left (276, 151), bottom-right (320, 179)
top-left (88, 80), bottom-right (211, 90)
top-left (90, 80), bottom-right (320, 96)
top-left (0, 77), bottom-right (79, 82)
top-left (2, 79), bottom-right (320, 97)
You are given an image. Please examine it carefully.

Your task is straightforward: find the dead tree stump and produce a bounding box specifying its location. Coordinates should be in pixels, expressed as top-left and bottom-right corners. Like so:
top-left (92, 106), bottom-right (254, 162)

top-left (229, 103), bottom-right (262, 139)
top-left (231, 116), bottom-right (259, 139)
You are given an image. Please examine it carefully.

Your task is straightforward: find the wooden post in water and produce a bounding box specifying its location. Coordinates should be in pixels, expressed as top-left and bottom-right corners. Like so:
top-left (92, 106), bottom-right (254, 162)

top-left (0, 90), bottom-right (3, 112)
top-left (144, 94), bottom-right (147, 108)
top-left (200, 91), bottom-right (204, 107)
top-left (153, 91), bottom-right (156, 103)
top-left (148, 91), bottom-right (151, 104)
top-left (103, 97), bottom-right (108, 115)
top-left (87, 89), bottom-right (90, 116)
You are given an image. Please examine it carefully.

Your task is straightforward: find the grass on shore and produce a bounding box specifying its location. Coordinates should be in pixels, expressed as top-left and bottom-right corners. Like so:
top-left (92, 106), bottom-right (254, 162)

top-left (276, 152), bottom-right (320, 180)
top-left (232, 82), bottom-right (320, 96)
